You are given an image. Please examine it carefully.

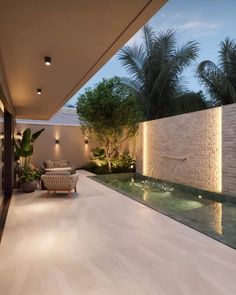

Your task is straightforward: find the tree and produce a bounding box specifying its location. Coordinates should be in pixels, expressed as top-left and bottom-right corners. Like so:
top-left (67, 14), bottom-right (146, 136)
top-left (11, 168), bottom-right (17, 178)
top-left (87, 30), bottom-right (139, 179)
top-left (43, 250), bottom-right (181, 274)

top-left (118, 24), bottom-right (206, 120)
top-left (197, 38), bottom-right (236, 105)
top-left (76, 77), bottom-right (141, 173)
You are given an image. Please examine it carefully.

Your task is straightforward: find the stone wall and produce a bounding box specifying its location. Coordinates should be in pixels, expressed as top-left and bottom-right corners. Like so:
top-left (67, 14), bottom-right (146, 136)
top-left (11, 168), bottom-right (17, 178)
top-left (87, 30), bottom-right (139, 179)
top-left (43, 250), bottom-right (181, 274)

top-left (222, 104), bottom-right (236, 195)
top-left (136, 104), bottom-right (236, 195)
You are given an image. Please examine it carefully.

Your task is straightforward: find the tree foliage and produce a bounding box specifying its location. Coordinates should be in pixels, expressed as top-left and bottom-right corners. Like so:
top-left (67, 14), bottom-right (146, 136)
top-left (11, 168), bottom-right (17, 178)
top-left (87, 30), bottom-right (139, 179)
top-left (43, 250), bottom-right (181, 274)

top-left (76, 77), bottom-right (141, 172)
top-left (197, 38), bottom-right (236, 105)
top-left (118, 24), bottom-right (206, 120)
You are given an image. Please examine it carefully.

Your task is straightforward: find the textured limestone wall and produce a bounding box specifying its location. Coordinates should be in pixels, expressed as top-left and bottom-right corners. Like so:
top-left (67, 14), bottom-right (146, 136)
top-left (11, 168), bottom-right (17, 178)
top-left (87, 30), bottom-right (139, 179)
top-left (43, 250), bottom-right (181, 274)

top-left (222, 104), bottom-right (236, 195)
top-left (136, 107), bottom-right (222, 193)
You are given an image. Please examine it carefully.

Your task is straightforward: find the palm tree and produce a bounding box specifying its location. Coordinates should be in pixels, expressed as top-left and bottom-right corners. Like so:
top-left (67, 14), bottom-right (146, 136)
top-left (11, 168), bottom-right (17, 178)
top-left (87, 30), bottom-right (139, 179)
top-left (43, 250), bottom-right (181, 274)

top-left (118, 24), bottom-right (206, 120)
top-left (197, 38), bottom-right (236, 105)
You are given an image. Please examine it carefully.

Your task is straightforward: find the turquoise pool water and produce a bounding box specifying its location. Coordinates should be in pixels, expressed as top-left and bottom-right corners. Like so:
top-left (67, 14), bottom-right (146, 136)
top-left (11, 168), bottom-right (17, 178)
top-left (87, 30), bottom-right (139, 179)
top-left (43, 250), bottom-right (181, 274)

top-left (92, 173), bottom-right (236, 249)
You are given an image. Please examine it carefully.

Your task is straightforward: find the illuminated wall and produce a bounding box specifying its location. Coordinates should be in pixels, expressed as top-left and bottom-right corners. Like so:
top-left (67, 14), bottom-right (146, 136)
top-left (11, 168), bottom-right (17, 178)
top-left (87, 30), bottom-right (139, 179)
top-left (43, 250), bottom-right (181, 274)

top-left (136, 103), bottom-right (236, 195)
top-left (16, 123), bottom-right (98, 168)
top-left (222, 103), bottom-right (236, 195)
top-left (136, 107), bottom-right (223, 193)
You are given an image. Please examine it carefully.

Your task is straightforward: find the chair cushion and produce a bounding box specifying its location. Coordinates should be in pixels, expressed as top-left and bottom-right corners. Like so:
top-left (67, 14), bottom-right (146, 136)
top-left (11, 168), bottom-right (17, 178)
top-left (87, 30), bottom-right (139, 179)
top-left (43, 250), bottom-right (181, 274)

top-left (45, 171), bottom-right (70, 175)
top-left (45, 167), bottom-right (72, 173)
top-left (44, 160), bottom-right (54, 168)
top-left (58, 161), bottom-right (68, 168)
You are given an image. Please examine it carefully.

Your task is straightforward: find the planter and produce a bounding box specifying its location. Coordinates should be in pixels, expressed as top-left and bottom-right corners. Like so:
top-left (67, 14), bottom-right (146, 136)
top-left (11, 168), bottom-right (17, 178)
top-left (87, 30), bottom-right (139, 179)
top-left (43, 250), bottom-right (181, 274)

top-left (22, 181), bottom-right (37, 193)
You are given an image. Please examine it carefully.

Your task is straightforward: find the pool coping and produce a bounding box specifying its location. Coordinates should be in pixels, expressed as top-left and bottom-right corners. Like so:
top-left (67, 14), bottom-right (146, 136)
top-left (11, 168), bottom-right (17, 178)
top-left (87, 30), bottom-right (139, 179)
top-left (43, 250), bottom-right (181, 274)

top-left (89, 174), bottom-right (236, 250)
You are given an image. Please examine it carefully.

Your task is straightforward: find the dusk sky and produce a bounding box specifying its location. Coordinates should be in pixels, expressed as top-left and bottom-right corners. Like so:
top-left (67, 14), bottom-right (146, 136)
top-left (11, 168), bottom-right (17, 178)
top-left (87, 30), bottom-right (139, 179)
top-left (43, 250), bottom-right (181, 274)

top-left (68, 0), bottom-right (236, 105)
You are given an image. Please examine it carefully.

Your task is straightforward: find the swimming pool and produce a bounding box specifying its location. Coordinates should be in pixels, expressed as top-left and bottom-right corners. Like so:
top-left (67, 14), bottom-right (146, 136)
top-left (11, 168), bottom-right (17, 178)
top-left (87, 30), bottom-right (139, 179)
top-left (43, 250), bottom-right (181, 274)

top-left (92, 173), bottom-right (236, 249)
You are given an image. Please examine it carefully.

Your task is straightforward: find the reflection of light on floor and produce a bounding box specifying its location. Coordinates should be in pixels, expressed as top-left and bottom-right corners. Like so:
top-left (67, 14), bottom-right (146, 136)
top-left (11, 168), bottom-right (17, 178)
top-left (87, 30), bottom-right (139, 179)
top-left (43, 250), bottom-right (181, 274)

top-left (186, 200), bottom-right (203, 209)
top-left (210, 202), bottom-right (222, 235)
top-left (142, 190), bottom-right (148, 201)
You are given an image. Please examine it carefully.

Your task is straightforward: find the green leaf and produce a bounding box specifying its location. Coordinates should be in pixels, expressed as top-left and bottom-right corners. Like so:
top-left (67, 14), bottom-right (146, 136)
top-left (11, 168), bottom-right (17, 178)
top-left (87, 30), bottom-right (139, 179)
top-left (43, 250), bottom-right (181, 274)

top-left (31, 128), bottom-right (44, 143)
top-left (20, 128), bottom-right (31, 152)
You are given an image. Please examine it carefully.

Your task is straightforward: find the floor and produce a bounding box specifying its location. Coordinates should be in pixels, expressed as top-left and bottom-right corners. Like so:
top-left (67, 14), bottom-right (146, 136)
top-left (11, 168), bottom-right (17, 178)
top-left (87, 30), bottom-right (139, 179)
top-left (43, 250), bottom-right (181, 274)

top-left (0, 171), bottom-right (236, 295)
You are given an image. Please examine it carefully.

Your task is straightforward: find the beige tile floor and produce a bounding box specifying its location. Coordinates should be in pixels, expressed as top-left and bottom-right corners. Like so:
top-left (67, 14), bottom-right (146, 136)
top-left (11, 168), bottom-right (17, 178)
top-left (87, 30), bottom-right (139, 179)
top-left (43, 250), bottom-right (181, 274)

top-left (0, 170), bottom-right (236, 295)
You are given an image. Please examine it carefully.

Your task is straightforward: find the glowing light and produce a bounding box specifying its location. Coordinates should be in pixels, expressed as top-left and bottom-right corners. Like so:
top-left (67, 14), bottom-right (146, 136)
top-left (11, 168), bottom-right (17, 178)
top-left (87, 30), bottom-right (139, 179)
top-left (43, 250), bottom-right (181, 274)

top-left (142, 190), bottom-right (148, 201)
top-left (44, 56), bottom-right (52, 66)
top-left (54, 130), bottom-right (60, 156)
top-left (198, 195), bottom-right (202, 199)
top-left (0, 100), bottom-right (4, 112)
top-left (217, 107), bottom-right (222, 192)
top-left (210, 202), bottom-right (222, 235)
top-left (142, 122), bottom-right (148, 175)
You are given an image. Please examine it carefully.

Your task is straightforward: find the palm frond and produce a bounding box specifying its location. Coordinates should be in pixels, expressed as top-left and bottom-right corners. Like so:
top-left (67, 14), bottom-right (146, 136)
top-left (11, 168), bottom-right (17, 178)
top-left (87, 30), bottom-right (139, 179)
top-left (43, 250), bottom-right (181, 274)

top-left (118, 44), bottom-right (145, 86)
top-left (219, 38), bottom-right (236, 86)
top-left (119, 76), bottom-right (142, 93)
top-left (172, 41), bottom-right (199, 76)
top-left (142, 24), bottom-right (156, 57)
top-left (197, 60), bottom-right (236, 104)
top-left (154, 29), bottom-right (177, 60)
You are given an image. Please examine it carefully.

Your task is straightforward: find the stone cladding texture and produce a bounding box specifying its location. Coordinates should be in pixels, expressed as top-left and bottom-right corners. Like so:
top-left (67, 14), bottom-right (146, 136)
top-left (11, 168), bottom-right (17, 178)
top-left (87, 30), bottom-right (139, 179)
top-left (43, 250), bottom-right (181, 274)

top-left (222, 104), bottom-right (236, 195)
top-left (136, 106), bottom-right (229, 193)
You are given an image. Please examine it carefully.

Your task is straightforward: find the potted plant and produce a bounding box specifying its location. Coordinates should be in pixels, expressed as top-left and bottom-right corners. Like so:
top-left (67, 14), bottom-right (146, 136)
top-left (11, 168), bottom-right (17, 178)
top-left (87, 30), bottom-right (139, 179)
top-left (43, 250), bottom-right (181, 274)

top-left (14, 128), bottom-right (44, 192)
top-left (19, 166), bottom-right (41, 193)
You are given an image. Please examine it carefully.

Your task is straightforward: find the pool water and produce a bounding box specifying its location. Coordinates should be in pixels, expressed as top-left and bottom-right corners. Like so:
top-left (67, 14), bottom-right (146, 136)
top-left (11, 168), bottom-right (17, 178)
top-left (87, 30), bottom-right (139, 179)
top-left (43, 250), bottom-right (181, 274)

top-left (92, 173), bottom-right (236, 249)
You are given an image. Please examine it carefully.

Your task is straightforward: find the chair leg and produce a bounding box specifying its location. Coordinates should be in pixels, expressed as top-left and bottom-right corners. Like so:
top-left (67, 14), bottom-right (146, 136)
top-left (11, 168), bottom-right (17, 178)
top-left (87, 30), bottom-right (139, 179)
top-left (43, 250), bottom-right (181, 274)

top-left (74, 186), bottom-right (77, 193)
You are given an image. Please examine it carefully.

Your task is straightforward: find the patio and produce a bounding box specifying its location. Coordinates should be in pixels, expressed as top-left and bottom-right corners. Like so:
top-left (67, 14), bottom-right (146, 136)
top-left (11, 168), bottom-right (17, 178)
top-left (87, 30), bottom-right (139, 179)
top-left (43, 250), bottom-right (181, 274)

top-left (0, 170), bottom-right (235, 294)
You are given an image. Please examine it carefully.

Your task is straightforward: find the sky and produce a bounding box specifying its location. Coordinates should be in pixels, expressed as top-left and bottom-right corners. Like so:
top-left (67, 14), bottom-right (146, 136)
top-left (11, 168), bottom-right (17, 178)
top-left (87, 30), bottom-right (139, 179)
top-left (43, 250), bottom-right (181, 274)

top-left (67, 0), bottom-right (236, 106)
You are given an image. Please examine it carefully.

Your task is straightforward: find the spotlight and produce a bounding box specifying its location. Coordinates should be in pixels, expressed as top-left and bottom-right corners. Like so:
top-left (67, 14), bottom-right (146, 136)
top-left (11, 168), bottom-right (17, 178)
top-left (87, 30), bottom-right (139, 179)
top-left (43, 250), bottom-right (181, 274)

top-left (16, 132), bottom-right (22, 140)
top-left (37, 88), bottom-right (42, 95)
top-left (55, 139), bottom-right (59, 144)
top-left (44, 56), bottom-right (51, 66)
top-left (84, 137), bottom-right (89, 144)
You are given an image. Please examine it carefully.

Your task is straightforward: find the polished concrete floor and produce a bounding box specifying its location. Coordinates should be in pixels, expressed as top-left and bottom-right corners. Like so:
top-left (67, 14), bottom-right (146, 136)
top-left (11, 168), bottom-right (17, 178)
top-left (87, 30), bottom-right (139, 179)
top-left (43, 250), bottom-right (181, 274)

top-left (0, 170), bottom-right (236, 295)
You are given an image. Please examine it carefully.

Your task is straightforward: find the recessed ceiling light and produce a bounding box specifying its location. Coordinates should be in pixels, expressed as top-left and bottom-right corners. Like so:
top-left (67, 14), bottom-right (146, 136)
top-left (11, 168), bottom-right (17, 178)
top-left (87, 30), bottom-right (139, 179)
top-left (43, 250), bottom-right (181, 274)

top-left (37, 88), bottom-right (42, 95)
top-left (44, 56), bottom-right (51, 66)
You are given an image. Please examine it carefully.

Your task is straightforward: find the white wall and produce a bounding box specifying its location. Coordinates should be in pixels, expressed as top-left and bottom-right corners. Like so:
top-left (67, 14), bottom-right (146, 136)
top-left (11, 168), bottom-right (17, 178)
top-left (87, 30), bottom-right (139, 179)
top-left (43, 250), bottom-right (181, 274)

top-left (16, 123), bottom-right (98, 168)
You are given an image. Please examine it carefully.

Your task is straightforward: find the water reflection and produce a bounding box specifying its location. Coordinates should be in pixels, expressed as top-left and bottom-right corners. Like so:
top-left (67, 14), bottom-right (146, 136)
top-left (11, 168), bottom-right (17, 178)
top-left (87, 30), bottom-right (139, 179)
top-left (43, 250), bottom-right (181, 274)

top-left (209, 202), bottom-right (222, 235)
top-left (95, 173), bottom-right (236, 248)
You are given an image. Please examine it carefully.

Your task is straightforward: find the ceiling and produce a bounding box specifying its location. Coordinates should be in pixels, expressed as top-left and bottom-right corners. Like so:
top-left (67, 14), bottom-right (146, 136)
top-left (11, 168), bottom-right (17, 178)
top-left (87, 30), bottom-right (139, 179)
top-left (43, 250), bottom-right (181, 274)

top-left (0, 0), bottom-right (166, 119)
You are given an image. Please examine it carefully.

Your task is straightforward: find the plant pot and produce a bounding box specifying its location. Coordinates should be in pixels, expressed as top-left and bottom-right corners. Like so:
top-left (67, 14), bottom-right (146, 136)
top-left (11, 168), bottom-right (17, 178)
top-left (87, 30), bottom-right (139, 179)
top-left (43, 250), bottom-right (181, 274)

top-left (22, 181), bottom-right (37, 193)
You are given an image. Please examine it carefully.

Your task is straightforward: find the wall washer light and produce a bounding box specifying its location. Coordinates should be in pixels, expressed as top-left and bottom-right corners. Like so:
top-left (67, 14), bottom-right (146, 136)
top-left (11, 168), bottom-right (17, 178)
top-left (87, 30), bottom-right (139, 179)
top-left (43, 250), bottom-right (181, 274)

top-left (55, 139), bottom-right (60, 144)
top-left (44, 56), bottom-right (51, 66)
top-left (37, 88), bottom-right (42, 95)
top-left (0, 132), bottom-right (4, 140)
top-left (84, 137), bottom-right (89, 144)
top-left (16, 132), bottom-right (22, 140)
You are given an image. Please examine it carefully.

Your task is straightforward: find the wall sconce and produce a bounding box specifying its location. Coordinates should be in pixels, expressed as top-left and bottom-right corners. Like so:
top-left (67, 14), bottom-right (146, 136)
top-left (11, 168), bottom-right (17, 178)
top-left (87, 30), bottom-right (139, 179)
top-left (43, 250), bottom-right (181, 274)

top-left (37, 88), bottom-right (42, 95)
top-left (55, 139), bottom-right (60, 144)
top-left (84, 137), bottom-right (89, 144)
top-left (0, 132), bottom-right (4, 140)
top-left (44, 56), bottom-right (52, 66)
top-left (15, 132), bottom-right (22, 140)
